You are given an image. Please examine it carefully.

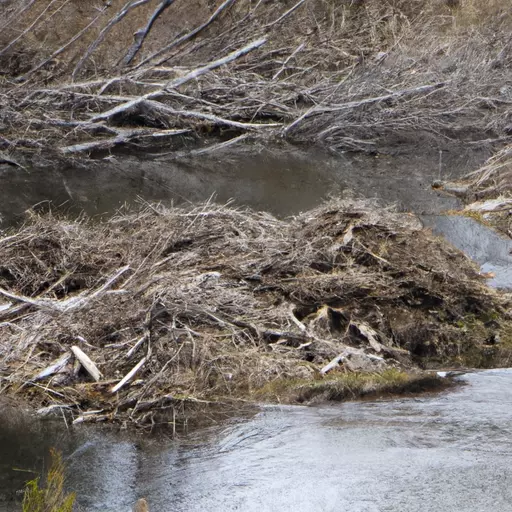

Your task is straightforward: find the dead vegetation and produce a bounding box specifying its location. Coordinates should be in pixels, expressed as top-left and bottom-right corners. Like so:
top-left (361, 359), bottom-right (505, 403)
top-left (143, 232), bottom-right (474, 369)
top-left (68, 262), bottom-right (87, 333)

top-left (436, 143), bottom-right (512, 236)
top-left (0, 200), bottom-right (508, 428)
top-left (0, 0), bottom-right (510, 160)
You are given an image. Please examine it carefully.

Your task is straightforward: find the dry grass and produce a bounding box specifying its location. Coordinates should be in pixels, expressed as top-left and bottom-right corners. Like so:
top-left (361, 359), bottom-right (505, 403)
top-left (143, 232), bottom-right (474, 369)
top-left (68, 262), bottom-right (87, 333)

top-left (22, 449), bottom-right (75, 512)
top-left (0, 199), bottom-right (508, 427)
top-left (0, 0), bottom-right (510, 159)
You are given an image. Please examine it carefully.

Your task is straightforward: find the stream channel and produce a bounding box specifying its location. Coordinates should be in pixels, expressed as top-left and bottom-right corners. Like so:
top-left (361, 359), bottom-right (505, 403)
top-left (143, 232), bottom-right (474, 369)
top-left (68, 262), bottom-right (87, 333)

top-left (1, 143), bottom-right (512, 510)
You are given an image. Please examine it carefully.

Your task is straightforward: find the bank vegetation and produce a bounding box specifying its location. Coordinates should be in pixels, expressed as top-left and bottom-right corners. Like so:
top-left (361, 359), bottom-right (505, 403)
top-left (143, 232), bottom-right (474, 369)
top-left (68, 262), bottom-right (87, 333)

top-left (0, 0), bottom-right (510, 162)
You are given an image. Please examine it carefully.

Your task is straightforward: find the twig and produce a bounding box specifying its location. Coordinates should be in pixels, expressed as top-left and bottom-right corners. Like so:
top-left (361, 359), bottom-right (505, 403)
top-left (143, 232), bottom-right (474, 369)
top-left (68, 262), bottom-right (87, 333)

top-left (266, 0), bottom-right (309, 28)
top-left (122, 0), bottom-right (177, 66)
top-left (90, 38), bottom-right (267, 123)
top-left (72, 0), bottom-right (152, 78)
top-left (133, 0), bottom-right (237, 69)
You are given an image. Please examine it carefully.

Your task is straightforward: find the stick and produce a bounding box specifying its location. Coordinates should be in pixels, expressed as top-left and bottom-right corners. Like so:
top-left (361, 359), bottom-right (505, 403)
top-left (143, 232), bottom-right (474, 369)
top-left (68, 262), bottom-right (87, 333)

top-left (111, 357), bottom-right (147, 393)
top-left (266, 0), bottom-right (309, 28)
top-left (34, 353), bottom-right (72, 381)
top-left (71, 346), bottom-right (102, 382)
top-left (284, 82), bottom-right (446, 134)
top-left (165, 37), bottom-right (267, 90)
top-left (90, 38), bottom-right (267, 123)
top-left (72, 0), bottom-right (152, 78)
top-left (273, 43), bottom-right (306, 80)
top-left (167, 134), bottom-right (249, 157)
top-left (0, 266), bottom-right (130, 312)
top-left (134, 0), bottom-right (237, 69)
top-left (320, 352), bottom-right (347, 374)
top-left (122, 0), bottom-right (177, 66)
top-left (60, 129), bottom-right (188, 154)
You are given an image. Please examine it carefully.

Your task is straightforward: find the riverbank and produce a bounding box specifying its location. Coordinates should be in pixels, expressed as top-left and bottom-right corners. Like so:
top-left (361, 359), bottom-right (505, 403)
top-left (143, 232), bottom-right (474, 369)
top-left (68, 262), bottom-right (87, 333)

top-left (0, 199), bottom-right (509, 428)
top-left (0, 0), bottom-right (510, 164)
top-left (434, 143), bottom-right (512, 237)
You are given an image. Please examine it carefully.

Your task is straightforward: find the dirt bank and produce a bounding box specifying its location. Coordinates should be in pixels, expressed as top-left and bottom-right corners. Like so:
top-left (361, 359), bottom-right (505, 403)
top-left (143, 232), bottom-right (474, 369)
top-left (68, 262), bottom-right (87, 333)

top-left (0, 200), bottom-right (510, 428)
top-left (0, 0), bottom-right (510, 163)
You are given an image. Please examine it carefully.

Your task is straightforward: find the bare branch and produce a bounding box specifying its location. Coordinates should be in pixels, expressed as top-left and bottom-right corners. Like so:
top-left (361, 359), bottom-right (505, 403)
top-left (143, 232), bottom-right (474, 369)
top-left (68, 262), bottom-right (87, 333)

top-left (133, 0), bottom-right (237, 70)
top-left (122, 0), bottom-right (177, 66)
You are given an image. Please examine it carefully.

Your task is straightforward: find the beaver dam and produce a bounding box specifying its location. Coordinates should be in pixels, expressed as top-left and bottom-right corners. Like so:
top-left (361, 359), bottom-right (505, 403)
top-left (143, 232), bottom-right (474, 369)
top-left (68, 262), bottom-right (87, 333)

top-left (0, 199), bottom-right (511, 428)
top-left (0, 0), bottom-right (511, 430)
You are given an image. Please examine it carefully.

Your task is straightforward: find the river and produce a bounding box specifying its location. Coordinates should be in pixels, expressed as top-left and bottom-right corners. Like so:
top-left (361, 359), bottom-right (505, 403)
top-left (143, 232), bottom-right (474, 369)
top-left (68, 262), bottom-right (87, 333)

top-left (2, 370), bottom-right (512, 511)
top-left (1, 143), bottom-right (511, 510)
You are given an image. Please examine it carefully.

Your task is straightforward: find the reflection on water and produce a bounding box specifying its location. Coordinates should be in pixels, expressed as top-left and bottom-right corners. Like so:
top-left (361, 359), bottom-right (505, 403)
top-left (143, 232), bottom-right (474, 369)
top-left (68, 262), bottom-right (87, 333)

top-left (0, 145), bottom-right (480, 227)
top-left (3, 370), bottom-right (512, 511)
top-left (422, 215), bottom-right (512, 289)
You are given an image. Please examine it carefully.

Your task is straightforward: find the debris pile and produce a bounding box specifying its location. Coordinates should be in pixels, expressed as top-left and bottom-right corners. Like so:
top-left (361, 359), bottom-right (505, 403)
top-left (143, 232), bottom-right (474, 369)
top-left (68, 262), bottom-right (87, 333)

top-left (0, 0), bottom-right (510, 160)
top-left (0, 200), bottom-right (508, 426)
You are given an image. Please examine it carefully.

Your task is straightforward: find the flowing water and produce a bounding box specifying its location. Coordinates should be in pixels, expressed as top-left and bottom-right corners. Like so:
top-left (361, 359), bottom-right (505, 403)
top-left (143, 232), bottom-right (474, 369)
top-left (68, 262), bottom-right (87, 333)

top-left (422, 215), bottom-right (512, 289)
top-left (2, 370), bottom-right (512, 511)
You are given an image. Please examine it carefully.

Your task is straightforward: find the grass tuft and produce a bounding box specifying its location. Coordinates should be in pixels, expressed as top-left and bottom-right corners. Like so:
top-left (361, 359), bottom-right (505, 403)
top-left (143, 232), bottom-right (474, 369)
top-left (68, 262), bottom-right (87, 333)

top-left (22, 449), bottom-right (75, 512)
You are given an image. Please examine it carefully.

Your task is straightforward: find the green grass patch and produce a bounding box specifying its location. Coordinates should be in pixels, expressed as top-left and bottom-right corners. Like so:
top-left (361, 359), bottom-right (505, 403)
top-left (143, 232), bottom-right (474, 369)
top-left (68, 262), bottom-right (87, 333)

top-left (22, 449), bottom-right (75, 512)
top-left (254, 369), bottom-right (444, 404)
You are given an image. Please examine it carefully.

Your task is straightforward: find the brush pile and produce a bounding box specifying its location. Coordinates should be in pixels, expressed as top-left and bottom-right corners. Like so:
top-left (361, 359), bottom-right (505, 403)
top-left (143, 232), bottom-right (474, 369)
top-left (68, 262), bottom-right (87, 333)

top-left (0, 200), bottom-right (508, 427)
top-left (0, 0), bottom-right (510, 161)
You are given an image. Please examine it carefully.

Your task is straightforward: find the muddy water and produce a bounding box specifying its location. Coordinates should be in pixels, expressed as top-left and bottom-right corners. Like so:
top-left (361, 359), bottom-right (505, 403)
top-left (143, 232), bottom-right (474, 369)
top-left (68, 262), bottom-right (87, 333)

top-left (0, 145), bottom-right (477, 226)
top-left (2, 370), bottom-right (512, 511)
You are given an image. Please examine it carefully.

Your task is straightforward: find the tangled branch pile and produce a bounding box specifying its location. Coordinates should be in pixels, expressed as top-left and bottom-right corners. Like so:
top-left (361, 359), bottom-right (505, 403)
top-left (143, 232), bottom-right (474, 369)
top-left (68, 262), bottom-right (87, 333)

top-left (0, 200), bottom-right (508, 427)
top-left (0, 0), bottom-right (511, 161)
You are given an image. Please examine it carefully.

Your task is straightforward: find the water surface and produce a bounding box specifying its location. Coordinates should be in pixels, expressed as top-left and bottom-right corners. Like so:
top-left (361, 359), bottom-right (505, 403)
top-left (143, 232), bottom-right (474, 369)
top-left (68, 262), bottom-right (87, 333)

top-left (422, 215), bottom-right (512, 289)
top-left (0, 145), bottom-right (479, 226)
top-left (2, 370), bottom-right (512, 511)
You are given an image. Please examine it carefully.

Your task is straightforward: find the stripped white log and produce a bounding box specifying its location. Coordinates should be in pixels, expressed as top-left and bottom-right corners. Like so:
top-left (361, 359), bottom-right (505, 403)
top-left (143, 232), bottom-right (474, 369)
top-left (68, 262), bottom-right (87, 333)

top-left (320, 348), bottom-right (384, 375)
top-left (0, 302), bottom-right (12, 312)
top-left (91, 38), bottom-right (267, 123)
top-left (72, 410), bottom-right (105, 424)
top-left (34, 352), bottom-right (72, 381)
top-left (126, 336), bottom-right (146, 358)
top-left (352, 322), bottom-right (383, 353)
top-left (289, 309), bottom-right (307, 332)
top-left (111, 357), bottom-right (147, 393)
top-left (320, 352), bottom-right (346, 374)
top-left (71, 346), bottom-right (102, 382)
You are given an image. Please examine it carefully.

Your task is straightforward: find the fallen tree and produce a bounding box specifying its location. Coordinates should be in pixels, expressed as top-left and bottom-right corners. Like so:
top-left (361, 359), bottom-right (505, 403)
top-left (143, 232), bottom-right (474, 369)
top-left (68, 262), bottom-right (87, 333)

top-left (0, 200), bottom-right (509, 427)
top-left (0, 0), bottom-right (510, 160)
